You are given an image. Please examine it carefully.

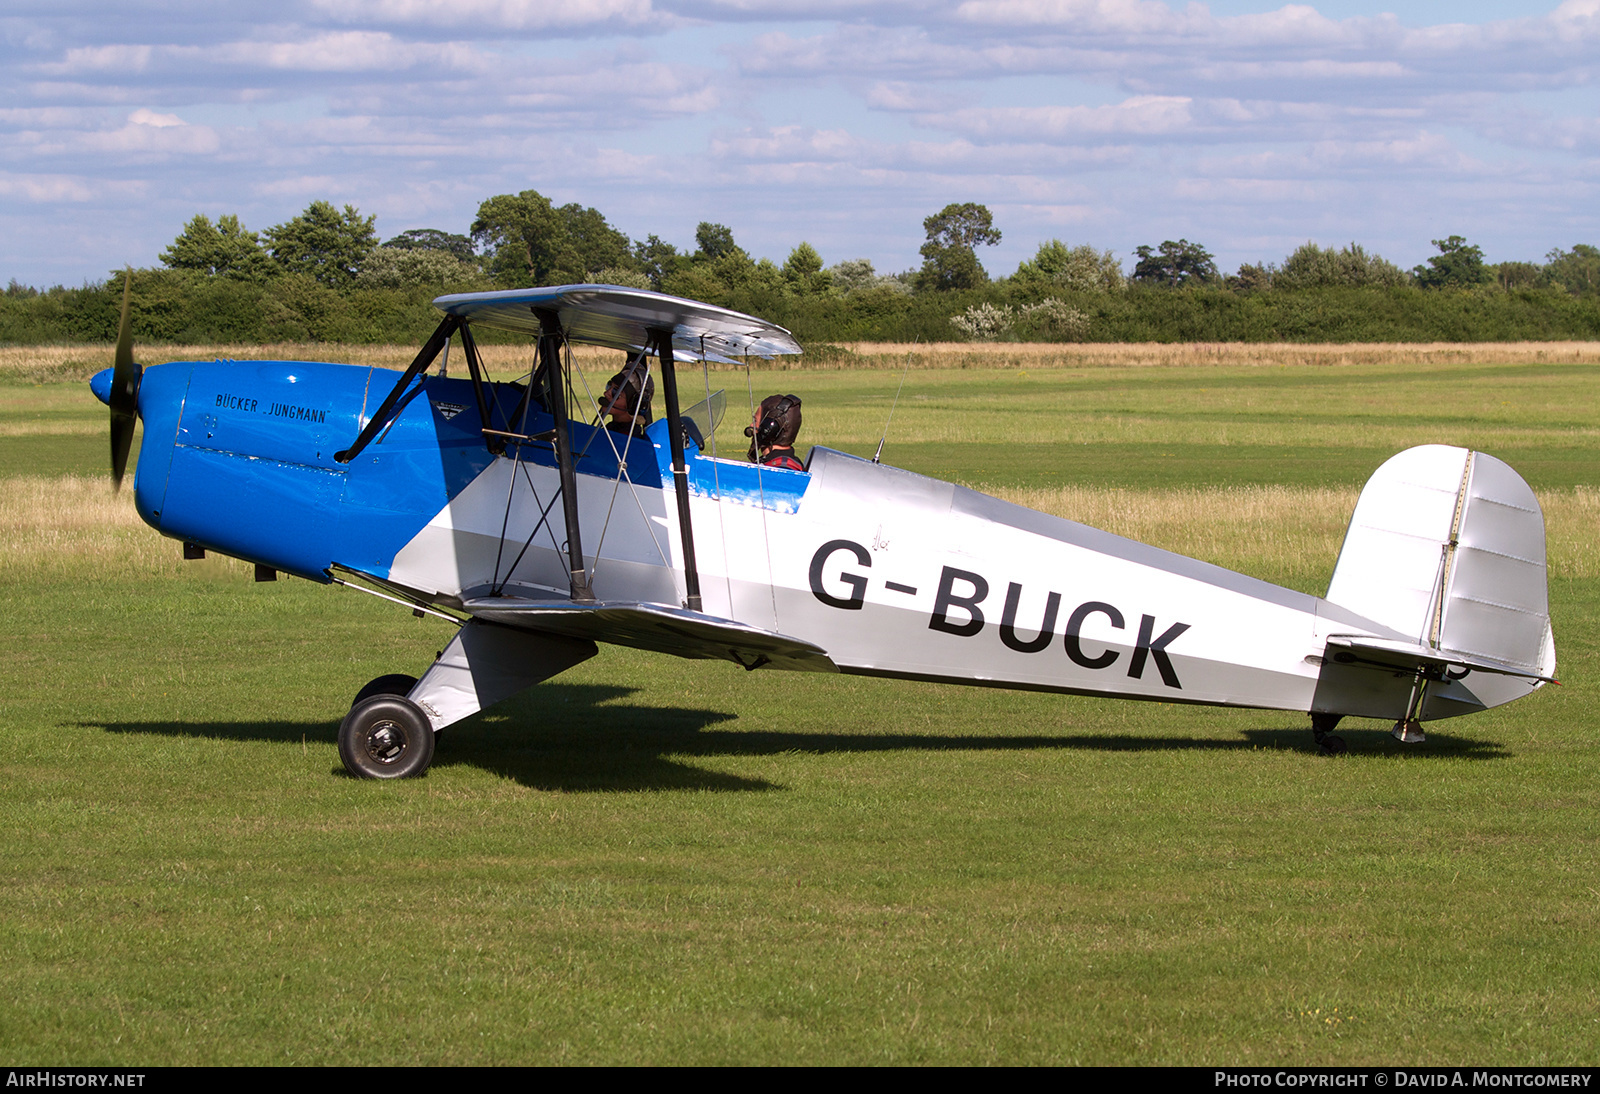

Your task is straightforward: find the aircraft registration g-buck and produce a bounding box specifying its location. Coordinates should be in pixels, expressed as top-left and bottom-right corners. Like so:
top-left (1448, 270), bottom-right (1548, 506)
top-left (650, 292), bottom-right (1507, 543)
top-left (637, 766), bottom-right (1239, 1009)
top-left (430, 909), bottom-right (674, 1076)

top-left (92, 282), bottom-right (1557, 778)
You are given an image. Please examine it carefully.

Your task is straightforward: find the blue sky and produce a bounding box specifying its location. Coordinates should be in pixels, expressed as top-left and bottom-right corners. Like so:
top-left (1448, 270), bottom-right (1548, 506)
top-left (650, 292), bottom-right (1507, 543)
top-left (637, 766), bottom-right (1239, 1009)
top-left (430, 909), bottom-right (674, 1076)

top-left (3, 0), bottom-right (1596, 286)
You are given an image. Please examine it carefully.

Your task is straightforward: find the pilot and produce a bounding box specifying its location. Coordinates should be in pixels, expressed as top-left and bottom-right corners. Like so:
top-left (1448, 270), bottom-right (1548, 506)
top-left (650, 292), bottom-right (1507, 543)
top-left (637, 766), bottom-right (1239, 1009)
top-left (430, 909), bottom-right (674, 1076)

top-left (599, 364), bottom-right (655, 439)
top-left (745, 393), bottom-right (805, 471)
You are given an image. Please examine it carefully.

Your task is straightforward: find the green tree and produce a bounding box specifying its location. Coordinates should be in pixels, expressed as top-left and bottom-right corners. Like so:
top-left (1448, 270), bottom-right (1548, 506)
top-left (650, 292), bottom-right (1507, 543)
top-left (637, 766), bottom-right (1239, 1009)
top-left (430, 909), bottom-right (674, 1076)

top-left (591, 266), bottom-right (653, 290)
top-left (1132, 239), bottom-right (1218, 286)
top-left (1228, 262), bottom-right (1273, 293)
top-left (471, 190), bottom-right (633, 286)
top-left (634, 234), bottom-right (687, 290)
top-left (383, 229), bottom-right (475, 262)
top-left (355, 246), bottom-right (484, 290)
top-left (1494, 261), bottom-right (1542, 292)
top-left (782, 242), bottom-right (831, 294)
top-left (161, 214), bottom-right (274, 280)
top-left (826, 259), bottom-right (912, 296)
top-left (1273, 242), bottom-right (1409, 289)
top-left (917, 203), bottom-right (1001, 291)
top-left (1412, 235), bottom-right (1490, 289)
top-left (472, 190), bottom-right (559, 285)
top-left (1544, 244), bottom-right (1600, 295)
top-left (694, 222), bottom-right (740, 261)
top-left (555, 202), bottom-right (634, 281)
top-left (827, 258), bottom-right (876, 293)
top-left (262, 201), bottom-right (378, 287)
top-left (1012, 240), bottom-right (1124, 292)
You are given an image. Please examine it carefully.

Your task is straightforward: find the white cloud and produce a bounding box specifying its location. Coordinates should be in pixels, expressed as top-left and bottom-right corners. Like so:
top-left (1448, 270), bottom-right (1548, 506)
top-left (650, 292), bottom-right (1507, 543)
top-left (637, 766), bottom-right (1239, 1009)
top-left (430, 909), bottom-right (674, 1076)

top-left (128, 108), bottom-right (183, 127)
top-left (866, 81), bottom-right (963, 112)
top-left (3, 2), bottom-right (1598, 285)
top-left (710, 125), bottom-right (865, 161)
top-left (953, 0), bottom-right (1207, 34)
top-left (0, 172), bottom-right (101, 202)
top-left (50, 44), bottom-right (155, 75)
top-left (923, 96), bottom-right (1194, 141)
top-left (309, 0), bottom-right (674, 33)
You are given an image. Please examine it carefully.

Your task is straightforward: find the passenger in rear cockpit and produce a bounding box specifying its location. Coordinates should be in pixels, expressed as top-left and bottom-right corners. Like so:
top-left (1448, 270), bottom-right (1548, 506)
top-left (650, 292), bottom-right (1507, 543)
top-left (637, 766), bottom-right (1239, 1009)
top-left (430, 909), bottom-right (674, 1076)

top-left (746, 393), bottom-right (804, 471)
top-left (599, 363), bottom-right (655, 439)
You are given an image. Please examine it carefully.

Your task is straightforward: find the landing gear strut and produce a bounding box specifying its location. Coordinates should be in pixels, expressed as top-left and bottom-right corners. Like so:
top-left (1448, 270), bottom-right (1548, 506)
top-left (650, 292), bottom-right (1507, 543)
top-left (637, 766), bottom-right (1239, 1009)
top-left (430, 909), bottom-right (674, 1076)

top-left (1311, 713), bottom-right (1346, 755)
top-left (1392, 667), bottom-right (1430, 744)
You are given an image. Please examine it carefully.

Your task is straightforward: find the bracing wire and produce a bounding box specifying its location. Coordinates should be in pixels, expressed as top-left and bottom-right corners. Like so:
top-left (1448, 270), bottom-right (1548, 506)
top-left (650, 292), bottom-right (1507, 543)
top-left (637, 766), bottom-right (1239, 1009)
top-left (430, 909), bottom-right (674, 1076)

top-left (873, 337), bottom-right (918, 464)
top-left (567, 344), bottom-right (672, 576)
top-left (701, 335), bottom-right (734, 613)
top-left (494, 459), bottom-right (571, 593)
top-left (744, 347), bottom-right (781, 631)
top-left (489, 359), bottom-right (540, 593)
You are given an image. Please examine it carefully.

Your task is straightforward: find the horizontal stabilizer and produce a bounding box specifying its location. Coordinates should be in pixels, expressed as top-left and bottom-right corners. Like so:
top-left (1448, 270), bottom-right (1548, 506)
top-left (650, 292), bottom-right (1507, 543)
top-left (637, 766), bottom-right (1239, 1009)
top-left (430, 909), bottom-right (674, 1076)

top-left (462, 597), bottom-right (837, 673)
top-left (1323, 634), bottom-right (1556, 683)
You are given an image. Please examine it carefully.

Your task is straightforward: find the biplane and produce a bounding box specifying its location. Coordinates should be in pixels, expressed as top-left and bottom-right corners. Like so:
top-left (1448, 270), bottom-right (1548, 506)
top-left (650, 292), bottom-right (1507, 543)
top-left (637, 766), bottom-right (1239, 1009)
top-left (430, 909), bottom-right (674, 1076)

top-left (91, 282), bottom-right (1557, 778)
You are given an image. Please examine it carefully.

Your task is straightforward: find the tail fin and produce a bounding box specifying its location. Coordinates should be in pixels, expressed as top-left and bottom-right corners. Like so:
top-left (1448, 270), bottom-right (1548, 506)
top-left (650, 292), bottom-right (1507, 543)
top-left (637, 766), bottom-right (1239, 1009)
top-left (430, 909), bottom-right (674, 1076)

top-left (1326, 445), bottom-right (1553, 679)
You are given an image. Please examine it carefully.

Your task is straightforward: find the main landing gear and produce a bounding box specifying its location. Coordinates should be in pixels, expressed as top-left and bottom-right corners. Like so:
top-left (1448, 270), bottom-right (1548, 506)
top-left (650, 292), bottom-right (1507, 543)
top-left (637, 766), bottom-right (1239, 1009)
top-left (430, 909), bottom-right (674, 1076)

top-left (338, 676), bottom-right (434, 779)
top-left (1310, 710), bottom-right (1429, 754)
top-left (1311, 713), bottom-right (1346, 755)
top-left (334, 622), bottom-right (598, 780)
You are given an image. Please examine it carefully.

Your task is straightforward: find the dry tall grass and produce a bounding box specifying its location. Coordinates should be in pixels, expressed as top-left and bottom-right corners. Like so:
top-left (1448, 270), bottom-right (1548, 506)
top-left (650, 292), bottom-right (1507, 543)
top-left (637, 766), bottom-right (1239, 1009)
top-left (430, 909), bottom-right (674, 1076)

top-left (9, 475), bottom-right (1597, 587)
top-left (991, 484), bottom-right (1354, 582)
top-left (0, 342), bottom-right (621, 384)
top-left (8, 340), bottom-right (1600, 382)
top-left (0, 475), bottom-right (247, 580)
top-left (824, 341), bottom-right (1600, 372)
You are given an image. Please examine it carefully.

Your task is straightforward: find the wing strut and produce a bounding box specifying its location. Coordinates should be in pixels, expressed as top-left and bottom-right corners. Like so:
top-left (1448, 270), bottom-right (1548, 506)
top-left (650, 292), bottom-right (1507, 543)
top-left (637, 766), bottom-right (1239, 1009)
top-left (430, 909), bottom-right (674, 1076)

top-left (652, 328), bottom-right (703, 611)
top-left (455, 321), bottom-right (505, 456)
top-left (535, 308), bottom-right (595, 603)
top-left (335, 314), bottom-right (460, 464)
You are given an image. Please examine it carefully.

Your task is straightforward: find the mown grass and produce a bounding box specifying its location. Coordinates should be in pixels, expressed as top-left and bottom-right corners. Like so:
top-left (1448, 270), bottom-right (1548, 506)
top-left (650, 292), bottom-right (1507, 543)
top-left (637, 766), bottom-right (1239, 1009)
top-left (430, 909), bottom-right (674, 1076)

top-left (1, 351), bottom-right (1597, 1065)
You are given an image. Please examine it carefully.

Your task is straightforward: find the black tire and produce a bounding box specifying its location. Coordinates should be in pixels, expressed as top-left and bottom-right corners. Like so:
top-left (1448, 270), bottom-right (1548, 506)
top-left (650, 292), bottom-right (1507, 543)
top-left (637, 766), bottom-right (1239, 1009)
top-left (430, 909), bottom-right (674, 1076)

top-left (338, 695), bottom-right (435, 779)
top-left (352, 673), bottom-right (418, 707)
top-left (1311, 712), bottom-right (1345, 755)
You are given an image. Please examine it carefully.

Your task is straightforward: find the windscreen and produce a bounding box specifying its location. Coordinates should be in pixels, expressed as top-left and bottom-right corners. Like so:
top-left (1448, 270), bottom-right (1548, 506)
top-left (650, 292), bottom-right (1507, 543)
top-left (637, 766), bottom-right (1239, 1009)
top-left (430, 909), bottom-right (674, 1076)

top-left (680, 389), bottom-right (726, 453)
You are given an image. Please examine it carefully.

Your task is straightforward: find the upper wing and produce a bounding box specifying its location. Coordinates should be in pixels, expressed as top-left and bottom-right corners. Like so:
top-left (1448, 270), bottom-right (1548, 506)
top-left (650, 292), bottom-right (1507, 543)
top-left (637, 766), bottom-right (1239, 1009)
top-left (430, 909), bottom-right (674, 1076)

top-left (433, 284), bottom-right (801, 363)
top-left (461, 597), bottom-right (837, 674)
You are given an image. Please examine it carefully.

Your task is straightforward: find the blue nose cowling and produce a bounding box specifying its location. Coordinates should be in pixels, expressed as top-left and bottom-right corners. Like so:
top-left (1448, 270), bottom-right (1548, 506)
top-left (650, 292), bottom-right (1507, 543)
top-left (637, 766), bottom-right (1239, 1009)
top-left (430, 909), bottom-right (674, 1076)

top-left (90, 367), bottom-right (114, 407)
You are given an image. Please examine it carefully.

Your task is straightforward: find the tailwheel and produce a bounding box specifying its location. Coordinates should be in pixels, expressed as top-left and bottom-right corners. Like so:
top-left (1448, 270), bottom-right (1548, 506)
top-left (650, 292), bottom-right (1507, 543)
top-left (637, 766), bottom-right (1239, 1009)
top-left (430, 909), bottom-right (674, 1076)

top-left (338, 695), bottom-right (435, 779)
top-left (1311, 713), bottom-right (1346, 756)
top-left (1391, 718), bottom-right (1426, 744)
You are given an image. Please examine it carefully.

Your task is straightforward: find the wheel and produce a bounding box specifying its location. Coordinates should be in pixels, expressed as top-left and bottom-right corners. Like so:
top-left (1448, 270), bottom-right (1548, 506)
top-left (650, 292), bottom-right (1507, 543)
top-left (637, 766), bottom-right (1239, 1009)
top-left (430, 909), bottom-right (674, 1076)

top-left (338, 695), bottom-right (435, 779)
top-left (352, 673), bottom-right (418, 706)
top-left (1391, 718), bottom-right (1426, 744)
top-left (1310, 712), bottom-right (1343, 736)
top-left (1310, 712), bottom-right (1345, 754)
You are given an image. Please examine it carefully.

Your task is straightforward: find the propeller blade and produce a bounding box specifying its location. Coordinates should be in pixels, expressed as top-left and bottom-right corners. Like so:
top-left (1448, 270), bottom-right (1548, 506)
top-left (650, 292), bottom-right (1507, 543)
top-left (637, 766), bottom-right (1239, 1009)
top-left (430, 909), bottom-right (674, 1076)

top-left (109, 270), bottom-right (142, 492)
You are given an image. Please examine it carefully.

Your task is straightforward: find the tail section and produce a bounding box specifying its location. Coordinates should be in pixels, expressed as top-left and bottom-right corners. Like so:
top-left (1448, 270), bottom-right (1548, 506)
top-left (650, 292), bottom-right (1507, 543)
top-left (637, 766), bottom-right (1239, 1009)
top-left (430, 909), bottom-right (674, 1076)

top-left (1319, 445), bottom-right (1555, 720)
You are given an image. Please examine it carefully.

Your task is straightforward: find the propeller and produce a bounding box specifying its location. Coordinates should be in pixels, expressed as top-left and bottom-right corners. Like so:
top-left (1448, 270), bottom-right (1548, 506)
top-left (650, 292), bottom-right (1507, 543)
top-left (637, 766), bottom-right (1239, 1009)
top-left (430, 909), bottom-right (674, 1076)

top-left (109, 270), bottom-right (142, 492)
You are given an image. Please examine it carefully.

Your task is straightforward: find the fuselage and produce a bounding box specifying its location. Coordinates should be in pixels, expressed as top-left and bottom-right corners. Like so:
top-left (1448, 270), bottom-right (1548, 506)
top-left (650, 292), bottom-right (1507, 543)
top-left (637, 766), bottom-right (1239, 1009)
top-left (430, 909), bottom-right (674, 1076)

top-left (122, 357), bottom-right (1536, 721)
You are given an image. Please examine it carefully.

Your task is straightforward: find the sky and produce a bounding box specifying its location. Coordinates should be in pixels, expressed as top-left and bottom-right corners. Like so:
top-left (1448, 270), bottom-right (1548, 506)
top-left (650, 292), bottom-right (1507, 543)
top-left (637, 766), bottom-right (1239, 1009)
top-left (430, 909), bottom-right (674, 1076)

top-left (3, 0), bottom-right (1597, 287)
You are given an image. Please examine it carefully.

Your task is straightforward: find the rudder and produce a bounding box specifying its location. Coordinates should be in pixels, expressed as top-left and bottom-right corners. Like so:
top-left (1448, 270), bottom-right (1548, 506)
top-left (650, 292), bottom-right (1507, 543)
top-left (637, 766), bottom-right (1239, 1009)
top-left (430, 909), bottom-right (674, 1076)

top-left (1325, 444), bottom-right (1554, 681)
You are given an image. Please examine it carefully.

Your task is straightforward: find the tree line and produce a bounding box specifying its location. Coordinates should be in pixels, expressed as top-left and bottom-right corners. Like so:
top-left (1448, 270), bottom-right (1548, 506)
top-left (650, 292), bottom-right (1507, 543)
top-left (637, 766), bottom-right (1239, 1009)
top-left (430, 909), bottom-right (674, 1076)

top-left (3, 192), bottom-right (1598, 347)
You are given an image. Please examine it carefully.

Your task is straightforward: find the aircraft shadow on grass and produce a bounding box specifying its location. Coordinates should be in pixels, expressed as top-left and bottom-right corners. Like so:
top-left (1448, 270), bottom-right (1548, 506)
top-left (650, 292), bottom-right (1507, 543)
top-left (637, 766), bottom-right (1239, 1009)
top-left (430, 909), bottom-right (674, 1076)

top-left (79, 681), bottom-right (1508, 793)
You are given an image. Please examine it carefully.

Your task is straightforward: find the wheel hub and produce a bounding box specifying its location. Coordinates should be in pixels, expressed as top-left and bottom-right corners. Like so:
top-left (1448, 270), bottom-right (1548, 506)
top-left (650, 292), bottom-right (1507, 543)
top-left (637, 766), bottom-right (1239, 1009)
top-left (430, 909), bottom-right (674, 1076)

top-left (364, 720), bottom-right (408, 764)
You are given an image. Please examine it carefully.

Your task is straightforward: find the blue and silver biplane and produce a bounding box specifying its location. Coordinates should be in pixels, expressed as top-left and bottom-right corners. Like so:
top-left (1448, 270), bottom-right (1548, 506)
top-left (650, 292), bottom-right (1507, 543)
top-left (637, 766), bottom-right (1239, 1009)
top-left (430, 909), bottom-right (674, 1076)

top-left (92, 281), bottom-right (1557, 778)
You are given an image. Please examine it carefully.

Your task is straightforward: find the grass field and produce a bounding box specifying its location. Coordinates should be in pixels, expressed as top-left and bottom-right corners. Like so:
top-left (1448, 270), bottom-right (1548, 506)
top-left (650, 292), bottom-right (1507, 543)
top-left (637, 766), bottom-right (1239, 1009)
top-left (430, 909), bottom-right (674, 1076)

top-left (2, 344), bottom-right (1597, 1064)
